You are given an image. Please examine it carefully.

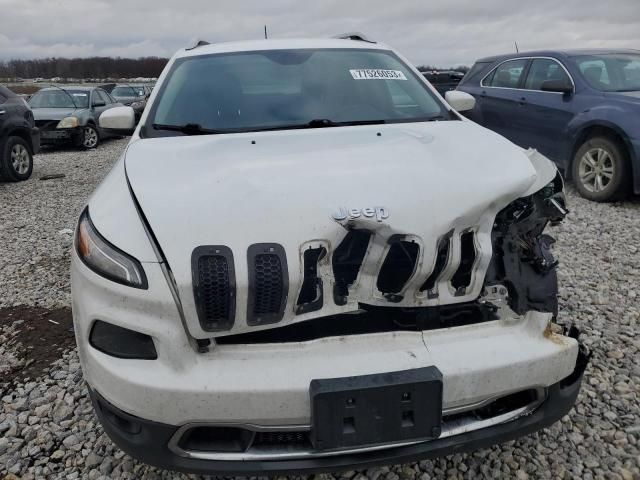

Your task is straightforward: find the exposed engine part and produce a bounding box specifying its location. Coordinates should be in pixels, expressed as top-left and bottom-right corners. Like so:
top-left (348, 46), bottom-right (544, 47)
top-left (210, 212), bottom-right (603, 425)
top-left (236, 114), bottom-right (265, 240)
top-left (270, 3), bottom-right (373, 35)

top-left (479, 284), bottom-right (510, 309)
top-left (216, 301), bottom-right (499, 345)
top-left (485, 172), bottom-right (567, 317)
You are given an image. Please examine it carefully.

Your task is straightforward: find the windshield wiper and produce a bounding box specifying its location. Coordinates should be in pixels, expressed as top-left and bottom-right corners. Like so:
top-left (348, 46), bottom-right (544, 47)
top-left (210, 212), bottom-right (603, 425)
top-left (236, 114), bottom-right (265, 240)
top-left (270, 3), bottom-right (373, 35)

top-left (152, 123), bottom-right (228, 135)
top-left (245, 118), bottom-right (387, 132)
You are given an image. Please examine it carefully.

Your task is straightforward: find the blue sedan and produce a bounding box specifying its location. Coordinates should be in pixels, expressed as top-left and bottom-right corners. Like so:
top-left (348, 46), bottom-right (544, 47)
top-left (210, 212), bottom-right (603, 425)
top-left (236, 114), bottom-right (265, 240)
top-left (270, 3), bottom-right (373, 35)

top-left (458, 49), bottom-right (640, 201)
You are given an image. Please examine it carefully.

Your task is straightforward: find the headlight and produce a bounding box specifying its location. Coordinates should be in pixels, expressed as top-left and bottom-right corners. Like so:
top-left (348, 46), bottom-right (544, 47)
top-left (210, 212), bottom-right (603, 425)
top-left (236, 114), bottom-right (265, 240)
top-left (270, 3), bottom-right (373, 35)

top-left (130, 101), bottom-right (144, 109)
top-left (75, 208), bottom-right (148, 289)
top-left (56, 116), bottom-right (79, 129)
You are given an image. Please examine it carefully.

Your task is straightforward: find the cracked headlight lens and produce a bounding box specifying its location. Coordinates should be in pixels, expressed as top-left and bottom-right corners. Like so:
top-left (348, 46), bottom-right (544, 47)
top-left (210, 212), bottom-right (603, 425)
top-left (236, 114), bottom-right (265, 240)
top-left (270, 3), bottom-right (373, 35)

top-left (75, 208), bottom-right (147, 289)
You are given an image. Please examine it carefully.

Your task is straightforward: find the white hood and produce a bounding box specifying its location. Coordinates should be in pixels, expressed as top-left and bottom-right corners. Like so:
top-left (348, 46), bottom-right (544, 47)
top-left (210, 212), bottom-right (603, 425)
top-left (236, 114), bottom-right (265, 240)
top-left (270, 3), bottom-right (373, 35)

top-left (125, 121), bottom-right (544, 338)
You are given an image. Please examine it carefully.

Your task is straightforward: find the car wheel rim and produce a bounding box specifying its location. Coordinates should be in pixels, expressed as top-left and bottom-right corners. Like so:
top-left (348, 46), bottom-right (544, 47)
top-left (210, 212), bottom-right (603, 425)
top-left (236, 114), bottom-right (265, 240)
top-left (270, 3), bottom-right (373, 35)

top-left (83, 127), bottom-right (98, 148)
top-left (10, 144), bottom-right (30, 175)
top-left (578, 147), bottom-right (614, 193)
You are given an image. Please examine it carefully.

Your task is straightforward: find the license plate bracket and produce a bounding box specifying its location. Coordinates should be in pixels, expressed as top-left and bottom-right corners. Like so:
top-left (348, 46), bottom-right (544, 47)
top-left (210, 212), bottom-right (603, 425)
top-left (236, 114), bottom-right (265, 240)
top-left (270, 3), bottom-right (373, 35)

top-left (310, 367), bottom-right (443, 450)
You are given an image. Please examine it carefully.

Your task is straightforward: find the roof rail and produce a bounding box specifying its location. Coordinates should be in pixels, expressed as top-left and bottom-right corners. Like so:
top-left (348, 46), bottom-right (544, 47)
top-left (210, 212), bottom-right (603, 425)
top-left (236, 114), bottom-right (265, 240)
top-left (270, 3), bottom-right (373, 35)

top-left (186, 40), bottom-right (210, 51)
top-left (333, 32), bottom-right (376, 43)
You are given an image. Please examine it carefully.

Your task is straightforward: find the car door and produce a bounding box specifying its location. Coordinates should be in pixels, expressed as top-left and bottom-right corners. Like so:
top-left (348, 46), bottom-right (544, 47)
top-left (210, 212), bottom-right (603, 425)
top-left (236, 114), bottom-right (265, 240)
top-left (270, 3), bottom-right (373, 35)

top-left (0, 90), bottom-right (8, 134)
top-left (516, 58), bottom-right (576, 161)
top-left (475, 58), bottom-right (531, 145)
top-left (93, 90), bottom-right (116, 136)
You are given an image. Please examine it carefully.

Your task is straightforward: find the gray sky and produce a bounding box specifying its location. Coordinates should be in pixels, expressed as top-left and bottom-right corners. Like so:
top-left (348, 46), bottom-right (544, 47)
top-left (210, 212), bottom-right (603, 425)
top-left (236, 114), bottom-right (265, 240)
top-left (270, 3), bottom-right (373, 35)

top-left (1, 0), bottom-right (639, 66)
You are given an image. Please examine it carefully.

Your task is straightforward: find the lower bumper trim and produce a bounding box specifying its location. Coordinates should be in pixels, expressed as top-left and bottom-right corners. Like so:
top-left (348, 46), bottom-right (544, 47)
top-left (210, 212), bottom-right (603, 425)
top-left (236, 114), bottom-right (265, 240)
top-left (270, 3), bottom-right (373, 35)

top-left (89, 346), bottom-right (588, 476)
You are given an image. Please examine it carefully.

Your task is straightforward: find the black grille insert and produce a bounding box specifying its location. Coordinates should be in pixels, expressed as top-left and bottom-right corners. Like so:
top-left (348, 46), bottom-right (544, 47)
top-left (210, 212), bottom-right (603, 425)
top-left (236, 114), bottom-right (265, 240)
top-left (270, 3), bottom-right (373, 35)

top-left (332, 230), bottom-right (372, 305)
top-left (420, 230), bottom-right (453, 297)
top-left (247, 243), bottom-right (288, 325)
top-left (376, 238), bottom-right (420, 300)
top-left (191, 246), bottom-right (235, 331)
top-left (296, 247), bottom-right (326, 314)
top-left (451, 231), bottom-right (477, 295)
top-left (253, 431), bottom-right (311, 447)
top-left (216, 302), bottom-right (498, 345)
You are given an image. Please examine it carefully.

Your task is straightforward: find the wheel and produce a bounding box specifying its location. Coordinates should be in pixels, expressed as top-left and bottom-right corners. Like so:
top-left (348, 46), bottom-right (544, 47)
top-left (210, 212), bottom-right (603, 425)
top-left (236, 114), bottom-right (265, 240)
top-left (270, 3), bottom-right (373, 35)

top-left (572, 136), bottom-right (631, 201)
top-left (81, 125), bottom-right (100, 149)
top-left (0, 136), bottom-right (33, 182)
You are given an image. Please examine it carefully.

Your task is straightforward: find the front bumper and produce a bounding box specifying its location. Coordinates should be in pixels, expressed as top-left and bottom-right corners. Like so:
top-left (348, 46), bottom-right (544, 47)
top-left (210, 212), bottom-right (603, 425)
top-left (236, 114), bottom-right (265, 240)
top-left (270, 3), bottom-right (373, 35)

top-left (72, 255), bottom-right (587, 474)
top-left (39, 126), bottom-right (82, 145)
top-left (89, 348), bottom-right (588, 476)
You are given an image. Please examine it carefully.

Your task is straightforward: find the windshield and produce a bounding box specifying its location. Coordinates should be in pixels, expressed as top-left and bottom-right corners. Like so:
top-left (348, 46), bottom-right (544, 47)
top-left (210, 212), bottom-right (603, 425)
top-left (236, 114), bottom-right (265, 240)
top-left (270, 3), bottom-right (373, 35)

top-left (112, 86), bottom-right (138, 97)
top-left (28, 89), bottom-right (89, 108)
top-left (573, 53), bottom-right (640, 92)
top-left (145, 48), bottom-right (449, 136)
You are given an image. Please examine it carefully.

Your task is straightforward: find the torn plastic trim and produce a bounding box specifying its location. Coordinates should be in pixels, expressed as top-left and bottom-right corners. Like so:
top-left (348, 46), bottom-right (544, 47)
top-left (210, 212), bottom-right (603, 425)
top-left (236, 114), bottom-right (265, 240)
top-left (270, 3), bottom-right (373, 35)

top-left (451, 230), bottom-right (478, 296)
top-left (332, 230), bottom-right (372, 305)
top-left (420, 230), bottom-right (453, 297)
top-left (376, 235), bottom-right (421, 302)
top-left (560, 324), bottom-right (591, 387)
top-left (296, 245), bottom-right (327, 314)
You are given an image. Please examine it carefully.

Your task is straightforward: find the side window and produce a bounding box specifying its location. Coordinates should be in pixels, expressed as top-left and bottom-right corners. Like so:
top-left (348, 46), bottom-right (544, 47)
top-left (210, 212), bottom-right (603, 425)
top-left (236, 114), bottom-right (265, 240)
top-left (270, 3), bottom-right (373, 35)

top-left (623, 59), bottom-right (640, 83)
top-left (97, 90), bottom-right (111, 104)
top-left (524, 59), bottom-right (571, 90)
top-left (484, 59), bottom-right (528, 88)
top-left (579, 60), bottom-right (610, 88)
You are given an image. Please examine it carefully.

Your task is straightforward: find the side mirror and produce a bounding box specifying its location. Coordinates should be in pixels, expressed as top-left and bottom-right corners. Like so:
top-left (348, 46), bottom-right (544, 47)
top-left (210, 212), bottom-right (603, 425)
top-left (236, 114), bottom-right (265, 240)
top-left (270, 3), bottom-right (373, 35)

top-left (92, 101), bottom-right (106, 108)
top-left (444, 90), bottom-right (476, 112)
top-left (99, 106), bottom-right (136, 135)
top-left (541, 79), bottom-right (573, 94)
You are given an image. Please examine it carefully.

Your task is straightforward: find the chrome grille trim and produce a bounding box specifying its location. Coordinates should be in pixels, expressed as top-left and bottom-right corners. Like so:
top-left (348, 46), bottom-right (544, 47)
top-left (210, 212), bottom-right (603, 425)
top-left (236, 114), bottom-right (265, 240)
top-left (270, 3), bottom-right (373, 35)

top-left (167, 388), bottom-right (546, 461)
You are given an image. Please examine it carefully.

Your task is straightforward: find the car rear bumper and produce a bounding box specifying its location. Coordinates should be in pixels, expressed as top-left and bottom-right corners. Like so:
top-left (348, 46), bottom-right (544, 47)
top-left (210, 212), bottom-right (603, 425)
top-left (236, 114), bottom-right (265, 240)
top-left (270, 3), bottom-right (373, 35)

top-left (89, 346), bottom-right (588, 476)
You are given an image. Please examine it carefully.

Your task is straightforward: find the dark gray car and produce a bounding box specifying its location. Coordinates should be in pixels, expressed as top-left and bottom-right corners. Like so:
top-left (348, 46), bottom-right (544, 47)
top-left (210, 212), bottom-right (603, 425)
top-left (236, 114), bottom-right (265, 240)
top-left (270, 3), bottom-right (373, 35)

top-left (0, 85), bottom-right (40, 181)
top-left (28, 86), bottom-right (121, 149)
top-left (110, 85), bottom-right (147, 120)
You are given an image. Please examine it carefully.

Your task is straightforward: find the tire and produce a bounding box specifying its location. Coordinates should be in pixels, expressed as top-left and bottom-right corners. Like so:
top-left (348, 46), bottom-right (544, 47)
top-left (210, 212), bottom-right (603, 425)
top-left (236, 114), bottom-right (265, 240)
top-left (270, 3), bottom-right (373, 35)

top-left (0, 136), bottom-right (33, 182)
top-left (572, 136), bottom-right (631, 201)
top-left (81, 124), bottom-right (100, 149)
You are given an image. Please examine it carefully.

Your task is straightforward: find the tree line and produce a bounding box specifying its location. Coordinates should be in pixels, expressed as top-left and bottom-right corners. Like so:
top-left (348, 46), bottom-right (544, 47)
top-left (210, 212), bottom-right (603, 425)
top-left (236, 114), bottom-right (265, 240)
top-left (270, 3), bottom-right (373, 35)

top-left (0, 57), bottom-right (169, 80)
top-left (416, 65), bottom-right (470, 73)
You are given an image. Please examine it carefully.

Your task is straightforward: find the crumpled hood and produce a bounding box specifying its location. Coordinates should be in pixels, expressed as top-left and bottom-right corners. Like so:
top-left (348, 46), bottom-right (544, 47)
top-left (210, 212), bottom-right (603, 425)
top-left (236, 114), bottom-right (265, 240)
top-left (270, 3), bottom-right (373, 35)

top-left (125, 121), bottom-right (542, 338)
top-left (32, 107), bottom-right (85, 121)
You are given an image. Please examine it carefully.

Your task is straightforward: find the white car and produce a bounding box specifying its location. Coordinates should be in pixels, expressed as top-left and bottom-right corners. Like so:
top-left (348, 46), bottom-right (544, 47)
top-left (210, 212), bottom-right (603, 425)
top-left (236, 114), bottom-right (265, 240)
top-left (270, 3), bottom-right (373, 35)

top-left (72, 36), bottom-right (589, 475)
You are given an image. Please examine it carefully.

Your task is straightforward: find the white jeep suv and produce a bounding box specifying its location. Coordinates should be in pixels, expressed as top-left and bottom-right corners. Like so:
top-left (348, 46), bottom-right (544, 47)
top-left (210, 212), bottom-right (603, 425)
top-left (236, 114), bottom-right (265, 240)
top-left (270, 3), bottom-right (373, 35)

top-left (71, 36), bottom-right (588, 475)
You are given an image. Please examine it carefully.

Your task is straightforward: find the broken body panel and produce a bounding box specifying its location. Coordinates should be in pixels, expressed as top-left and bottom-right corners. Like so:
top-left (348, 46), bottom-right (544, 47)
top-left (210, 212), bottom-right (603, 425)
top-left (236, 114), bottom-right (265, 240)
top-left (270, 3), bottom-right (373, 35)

top-left (116, 121), bottom-right (560, 341)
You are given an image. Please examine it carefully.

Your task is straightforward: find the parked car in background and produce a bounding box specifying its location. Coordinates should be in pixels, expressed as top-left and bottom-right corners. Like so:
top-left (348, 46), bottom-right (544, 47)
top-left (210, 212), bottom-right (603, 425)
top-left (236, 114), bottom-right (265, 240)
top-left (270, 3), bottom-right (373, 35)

top-left (0, 85), bottom-right (39, 181)
top-left (458, 49), bottom-right (640, 201)
top-left (72, 37), bottom-right (587, 476)
top-left (110, 84), bottom-right (147, 120)
top-left (421, 70), bottom-right (465, 95)
top-left (28, 86), bottom-right (121, 149)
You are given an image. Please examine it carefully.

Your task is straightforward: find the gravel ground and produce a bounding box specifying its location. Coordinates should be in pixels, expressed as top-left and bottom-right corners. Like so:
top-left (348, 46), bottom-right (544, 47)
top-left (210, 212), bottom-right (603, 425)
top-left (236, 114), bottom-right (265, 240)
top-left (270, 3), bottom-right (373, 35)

top-left (0, 140), bottom-right (639, 479)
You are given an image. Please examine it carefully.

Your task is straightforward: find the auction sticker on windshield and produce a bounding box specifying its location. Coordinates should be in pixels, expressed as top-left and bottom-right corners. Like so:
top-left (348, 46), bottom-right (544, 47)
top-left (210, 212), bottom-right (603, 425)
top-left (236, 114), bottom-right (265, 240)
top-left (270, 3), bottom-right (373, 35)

top-left (350, 69), bottom-right (407, 80)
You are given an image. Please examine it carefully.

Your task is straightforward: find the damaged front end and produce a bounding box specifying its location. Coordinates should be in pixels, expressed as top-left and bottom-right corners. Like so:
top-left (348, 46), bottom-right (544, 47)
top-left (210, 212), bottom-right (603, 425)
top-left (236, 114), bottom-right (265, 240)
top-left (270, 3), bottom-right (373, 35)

top-left (485, 170), bottom-right (568, 317)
